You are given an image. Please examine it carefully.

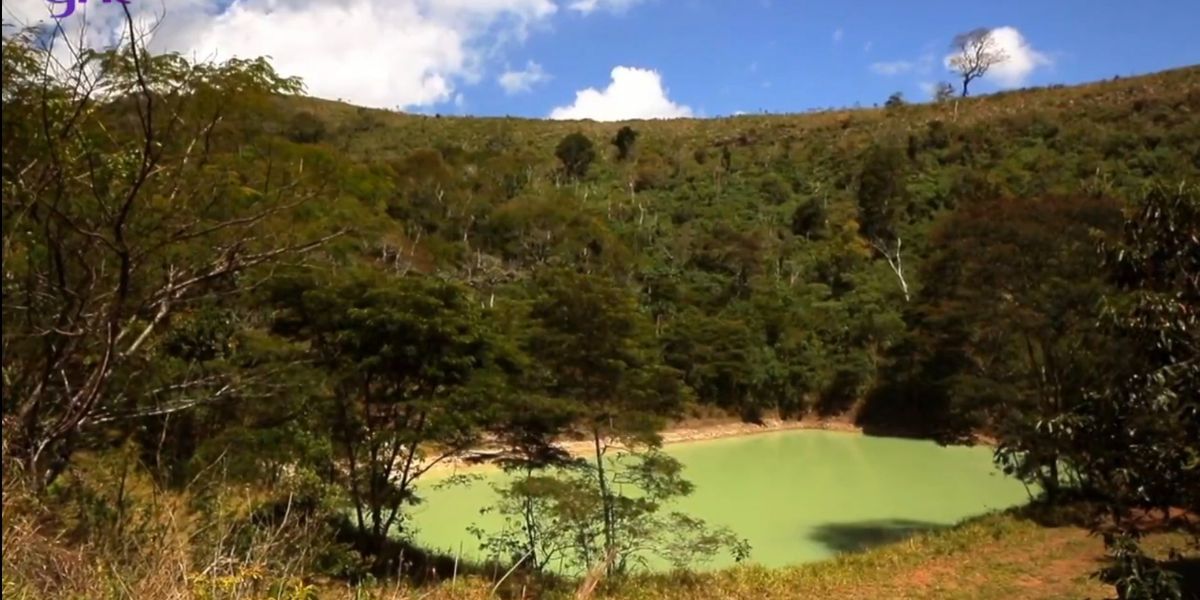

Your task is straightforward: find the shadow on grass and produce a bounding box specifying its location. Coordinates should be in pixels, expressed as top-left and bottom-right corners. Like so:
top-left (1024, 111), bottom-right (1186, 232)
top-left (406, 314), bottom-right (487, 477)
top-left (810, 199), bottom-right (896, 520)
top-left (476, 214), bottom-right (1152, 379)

top-left (808, 519), bottom-right (949, 554)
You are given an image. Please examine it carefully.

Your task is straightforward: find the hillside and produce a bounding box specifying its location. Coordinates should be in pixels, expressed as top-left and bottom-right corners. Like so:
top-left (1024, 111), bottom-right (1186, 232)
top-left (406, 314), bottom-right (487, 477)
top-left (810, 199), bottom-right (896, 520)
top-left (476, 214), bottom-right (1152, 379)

top-left (3, 27), bottom-right (1197, 599)
top-left (268, 65), bottom-right (1200, 428)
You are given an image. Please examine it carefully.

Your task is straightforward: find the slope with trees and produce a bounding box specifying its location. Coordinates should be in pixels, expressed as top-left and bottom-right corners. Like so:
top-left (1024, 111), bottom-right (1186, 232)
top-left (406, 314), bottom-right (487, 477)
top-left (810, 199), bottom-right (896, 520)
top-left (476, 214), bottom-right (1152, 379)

top-left (3, 22), bottom-right (1199, 598)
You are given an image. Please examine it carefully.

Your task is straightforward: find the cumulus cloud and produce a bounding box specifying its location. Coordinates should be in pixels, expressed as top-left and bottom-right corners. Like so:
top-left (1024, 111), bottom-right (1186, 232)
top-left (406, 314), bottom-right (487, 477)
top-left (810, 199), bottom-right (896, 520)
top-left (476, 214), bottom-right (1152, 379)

top-left (944, 26), bottom-right (1051, 89)
top-left (549, 66), bottom-right (692, 121)
top-left (981, 26), bottom-right (1052, 88)
top-left (567, 0), bottom-right (645, 15)
top-left (2, 0), bottom-right (558, 110)
top-left (498, 60), bottom-right (550, 94)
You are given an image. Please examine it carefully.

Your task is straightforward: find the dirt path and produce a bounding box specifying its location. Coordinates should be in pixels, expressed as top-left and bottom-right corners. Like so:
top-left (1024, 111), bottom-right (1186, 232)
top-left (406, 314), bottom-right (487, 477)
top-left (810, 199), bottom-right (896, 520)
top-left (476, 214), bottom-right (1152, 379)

top-left (424, 417), bottom-right (861, 477)
top-left (876, 524), bottom-right (1110, 599)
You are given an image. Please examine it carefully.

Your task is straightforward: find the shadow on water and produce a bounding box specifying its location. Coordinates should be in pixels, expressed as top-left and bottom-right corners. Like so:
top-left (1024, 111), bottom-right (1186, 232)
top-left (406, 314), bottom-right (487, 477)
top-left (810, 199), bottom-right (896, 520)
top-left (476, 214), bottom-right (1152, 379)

top-left (808, 519), bottom-right (948, 554)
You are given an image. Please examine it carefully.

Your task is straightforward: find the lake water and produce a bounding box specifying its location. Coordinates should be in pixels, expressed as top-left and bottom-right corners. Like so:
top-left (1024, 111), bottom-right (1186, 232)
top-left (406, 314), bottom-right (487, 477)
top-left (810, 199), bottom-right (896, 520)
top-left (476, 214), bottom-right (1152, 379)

top-left (408, 430), bottom-right (1029, 570)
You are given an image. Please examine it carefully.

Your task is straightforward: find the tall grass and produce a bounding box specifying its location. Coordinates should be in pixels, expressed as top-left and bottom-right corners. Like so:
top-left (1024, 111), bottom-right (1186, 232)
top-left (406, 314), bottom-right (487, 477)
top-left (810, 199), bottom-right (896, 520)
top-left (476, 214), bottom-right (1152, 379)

top-left (2, 450), bottom-right (354, 600)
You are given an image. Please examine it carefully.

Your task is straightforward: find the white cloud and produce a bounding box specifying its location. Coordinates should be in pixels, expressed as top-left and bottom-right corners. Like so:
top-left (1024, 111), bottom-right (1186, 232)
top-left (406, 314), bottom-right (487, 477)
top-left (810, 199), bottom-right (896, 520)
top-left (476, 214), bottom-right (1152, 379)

top-left (870, 60), bottom-right (914, 76)
top-left (872, 53), bottom-right (934, 77)
top-left (549, 66), bottom-right (692, 121)
top-left (3, 0), bottom-right (558, 110)
top-left (983, 26), bottom-right (1052, 88)
top-left (568, 0), bottom-right (645, 15)
top-left (943, 26), bottom-right (1051, 89)
top-left (863, 41), bottom-right (873, 53)
top-left (498, 60), bottom-right (549, 94)
top-left (832, 28), bottom-right (844, 43)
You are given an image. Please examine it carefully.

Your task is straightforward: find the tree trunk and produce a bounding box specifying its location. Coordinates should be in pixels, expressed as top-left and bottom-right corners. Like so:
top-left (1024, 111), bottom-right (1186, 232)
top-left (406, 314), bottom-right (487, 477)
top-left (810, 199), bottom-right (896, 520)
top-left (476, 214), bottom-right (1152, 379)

top-left (1045, 457), bottom-right (1061, 503)
top-left (591, 426), bottom-right (615, 572)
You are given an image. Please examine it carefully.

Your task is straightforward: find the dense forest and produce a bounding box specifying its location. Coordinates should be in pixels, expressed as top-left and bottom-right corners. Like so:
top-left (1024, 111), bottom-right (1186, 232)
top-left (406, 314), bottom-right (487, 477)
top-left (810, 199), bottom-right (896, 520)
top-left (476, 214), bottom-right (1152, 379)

top-left (2, 25), bottom-right (1197, 600)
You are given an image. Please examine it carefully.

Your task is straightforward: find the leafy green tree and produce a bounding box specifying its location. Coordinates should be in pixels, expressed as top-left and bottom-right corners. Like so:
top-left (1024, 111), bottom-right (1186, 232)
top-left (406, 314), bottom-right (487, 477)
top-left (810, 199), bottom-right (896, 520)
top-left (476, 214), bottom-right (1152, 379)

top-left (856, 144), bottom-right (911, 300)
top-left (482, 190), bottom-right (627, 271)
top-left (912, 196), bottom-right (1123, 497)
top-left (526, 269), bottom-right (688, 571)
top-left (1078, 186), bottom-right (1199, 598)
top-left (0, 29), bottom-right (337, 489)
top-left (556, 132), bottom-right (597, 179)
top-left (885, 92), bottom-right (906, 109)
top-left (612, 125), bottom-right (639, 161)
top-left (791, 198), bottom-right (829, 239)
top-left (474, 451), bottom-right (749, 575)
top-left (663, 310), bottom-right (771, 421)
top-left (286, 110), bottom-right (328, 144)
top-left (268, 273), bottom-right (494, 551)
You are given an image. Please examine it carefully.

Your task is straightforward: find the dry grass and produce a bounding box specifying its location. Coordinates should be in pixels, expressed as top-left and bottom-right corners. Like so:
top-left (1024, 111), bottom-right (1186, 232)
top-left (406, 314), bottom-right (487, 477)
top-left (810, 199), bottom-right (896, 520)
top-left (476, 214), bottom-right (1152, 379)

top-left (3, 452), bottom-right (352, 600)
top-left (282, 65), bottom-right (1200, 164)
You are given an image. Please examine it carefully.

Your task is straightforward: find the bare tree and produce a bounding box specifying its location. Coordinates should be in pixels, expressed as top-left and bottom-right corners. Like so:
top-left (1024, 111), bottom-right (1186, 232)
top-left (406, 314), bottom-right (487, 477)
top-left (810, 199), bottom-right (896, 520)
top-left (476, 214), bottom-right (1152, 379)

top-left (948, 28), bottom-right (1008, 97)
top-left (869, 238), bottom-right (910, 302)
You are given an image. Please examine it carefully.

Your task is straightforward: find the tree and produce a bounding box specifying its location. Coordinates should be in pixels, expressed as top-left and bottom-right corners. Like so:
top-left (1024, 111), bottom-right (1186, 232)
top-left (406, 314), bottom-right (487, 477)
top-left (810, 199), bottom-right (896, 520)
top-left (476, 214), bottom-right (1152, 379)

top-left (556, 132), bottom-right (597, 179)
top-left (286, 110), bottom-right (328, 144)
top-left (913, 196), bottom-right (1124, 497)
top-left (1073, 186), bottom-right (1200, 598)
top-left (933, 81), bottom-right (956, 103)
top-left (885, 92), bottom-right (906, 109)
top-left (948, 28), bottom-right (1009, 97)
top-left (474, 451), bottom-right (749, 575)
top-left (268, 273), bottom-right (494, 553)
top-left (0, 24), bottom-right (338, 489)
top-left (611, 125), bottom-right (639, 161)
top-left (791, 197), bottom-right (829, 240)
top-left (856, 144), bottom-right (911, 301)
top-left (525, 269), bottom-right (688, 573)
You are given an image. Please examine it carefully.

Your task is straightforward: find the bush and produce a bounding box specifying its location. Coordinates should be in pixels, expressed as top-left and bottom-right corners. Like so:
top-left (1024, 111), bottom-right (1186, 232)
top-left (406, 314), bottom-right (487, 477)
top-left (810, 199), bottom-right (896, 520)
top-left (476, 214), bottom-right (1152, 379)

top-left (286, 111), bottom-right (328, 144)
top-left (556, 132), bottom-right (596, 179)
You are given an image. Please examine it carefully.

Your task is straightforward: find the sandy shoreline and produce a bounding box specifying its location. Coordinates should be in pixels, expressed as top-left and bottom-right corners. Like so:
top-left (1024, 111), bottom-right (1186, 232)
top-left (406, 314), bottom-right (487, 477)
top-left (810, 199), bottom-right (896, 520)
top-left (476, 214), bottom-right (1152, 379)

top-left (424, 417), bottom-right (861, 477)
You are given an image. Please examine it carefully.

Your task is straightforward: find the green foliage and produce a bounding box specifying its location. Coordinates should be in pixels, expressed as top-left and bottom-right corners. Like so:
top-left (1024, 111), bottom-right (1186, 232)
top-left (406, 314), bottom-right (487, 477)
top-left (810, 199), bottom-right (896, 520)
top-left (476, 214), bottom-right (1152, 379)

top-left (1069, 185), bottom-right (1199, 597)
top-left (556, 132), bottom-right (597, 179)
top-left (287, 110), bottom-right (329, 143)
top-left (527, 269), bottom-right (686, 441)
top-left (856, 143), bottom-right (908, 241)
top-left (1099, 533), bottom-right (1184, 600)
top-left (269, 272), bottom-right (496, 547)
top-left (474, 451), bottom-right (749, 576)
top-left (791, 198), bottom-right (829, 239)
top-left (612, 126), bottom-right (640, 161)
top-left (0, 30), bottom-right (334, 490)
top-left (5, 25), bottom-right (1200, 594)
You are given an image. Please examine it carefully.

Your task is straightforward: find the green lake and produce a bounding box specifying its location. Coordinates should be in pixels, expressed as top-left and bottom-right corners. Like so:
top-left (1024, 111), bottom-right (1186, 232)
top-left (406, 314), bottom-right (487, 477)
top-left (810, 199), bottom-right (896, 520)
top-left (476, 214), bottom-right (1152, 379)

top-left (408, 430), bottom-right (1030, 570)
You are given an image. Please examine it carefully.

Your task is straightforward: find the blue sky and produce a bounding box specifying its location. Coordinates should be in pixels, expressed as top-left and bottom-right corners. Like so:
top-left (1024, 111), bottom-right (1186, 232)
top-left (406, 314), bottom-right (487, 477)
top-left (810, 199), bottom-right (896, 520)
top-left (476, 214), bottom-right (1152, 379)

top-left (6, 0), bottom-right (1199, 119)
top-left (469, 0), bottom-right (1200, 117)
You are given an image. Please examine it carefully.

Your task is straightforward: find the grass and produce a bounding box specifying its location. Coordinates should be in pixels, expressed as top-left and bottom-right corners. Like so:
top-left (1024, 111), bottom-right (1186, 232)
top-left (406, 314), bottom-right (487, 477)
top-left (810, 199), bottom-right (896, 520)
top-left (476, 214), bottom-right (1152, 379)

top-left (7, 470), bottom-right (1194, 600)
